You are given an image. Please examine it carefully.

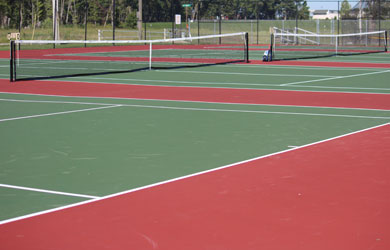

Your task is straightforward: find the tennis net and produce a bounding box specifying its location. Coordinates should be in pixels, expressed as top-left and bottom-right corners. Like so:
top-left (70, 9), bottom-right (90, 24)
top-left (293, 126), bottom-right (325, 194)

top-left (10, 32), bottom-right (249, 82)
top-left (270, 30), bottom-right (388, 61)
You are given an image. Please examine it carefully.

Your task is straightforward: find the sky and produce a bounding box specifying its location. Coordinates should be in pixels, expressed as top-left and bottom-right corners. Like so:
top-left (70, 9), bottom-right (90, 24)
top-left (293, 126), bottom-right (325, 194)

top-left (306, 0), bottom-right (357, 10)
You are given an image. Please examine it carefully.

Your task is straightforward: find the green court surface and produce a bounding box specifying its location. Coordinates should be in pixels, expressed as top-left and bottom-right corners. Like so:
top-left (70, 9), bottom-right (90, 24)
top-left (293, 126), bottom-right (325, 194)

top-left (0, 92), bottom-right (389, 221)
top-left (1, 53), bottom-right (390, 93)
top-left (0, 51), bottom-right (389, 222)
top-left (270, 46), bottom-right (387, 61)
top-left (301, 53), bottom-right (390, 63)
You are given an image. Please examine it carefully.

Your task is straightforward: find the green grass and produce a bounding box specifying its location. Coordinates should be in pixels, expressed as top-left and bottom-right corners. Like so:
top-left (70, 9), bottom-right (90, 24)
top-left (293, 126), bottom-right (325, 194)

top-left (2, 19), bottom-right (389, 50)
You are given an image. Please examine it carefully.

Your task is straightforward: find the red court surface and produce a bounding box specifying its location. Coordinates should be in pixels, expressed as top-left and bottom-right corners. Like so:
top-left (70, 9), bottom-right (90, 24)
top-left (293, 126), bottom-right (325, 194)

top-left (1, 48), bottom-right (389, 68)
top-left (1, 124), bottom-right (389, 250)
top-left (1, 79), bottom-right (390, 110)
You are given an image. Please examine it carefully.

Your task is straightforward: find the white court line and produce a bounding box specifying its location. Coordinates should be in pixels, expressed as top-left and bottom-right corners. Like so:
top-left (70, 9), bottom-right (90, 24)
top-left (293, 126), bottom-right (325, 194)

top-left (112, 104), bottom-right (390, 120)
top-left (0, 98), bottom-right (113, 106)
top-left (20, 72), bottom-right (385, 93)
top-left (327, 60), bottom-right (390, 64)
top-left (17, 66), bottom-right (92, 70)
top-left (1, 93), bottom-right (390, 112)
top-left (216, 64), bottom-right (387, 71)
top-left (0, 184), bottom-right (99, 199)
top-left (0, 105), bottom-right (121, 122)
top-left (156, 69), bottom-right (334, 78)
top-left (52, 49), bottom-right (151, 55)
top-left (14, 65), bottom-right (148, 72)
top-left (74, 76), bottom-right (390, 92)
top-left (0, 97), bottom-right (389, 120)
top-left (0, 122), bottom-right (388, 225)
top-left (168, 52), bottom-right (228, 57)
top-left (14, 67), bottom-right (333, 78)
top-left (2, 73), bottom-right (390, 93)
top-left (281, 69), bottom-right (390, 86)
top-left (0, 74), bottom-right (381, 94)
top-left (16, 60), bottom-right (75, 67)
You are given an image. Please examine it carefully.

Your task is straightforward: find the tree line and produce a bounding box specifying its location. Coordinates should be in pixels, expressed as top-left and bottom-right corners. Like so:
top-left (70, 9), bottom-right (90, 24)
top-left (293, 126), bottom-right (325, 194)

top-left (1, 0), bottom-right (388, 30)
top-left (1, 0), bottom-right (310, 29)
top-left (339, 0), bottom-right (390, 20)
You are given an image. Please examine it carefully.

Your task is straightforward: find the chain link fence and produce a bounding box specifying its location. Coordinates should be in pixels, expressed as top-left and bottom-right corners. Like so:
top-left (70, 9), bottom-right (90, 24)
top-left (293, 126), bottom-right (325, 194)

top-left (1, 0), bottom-right (389, 46)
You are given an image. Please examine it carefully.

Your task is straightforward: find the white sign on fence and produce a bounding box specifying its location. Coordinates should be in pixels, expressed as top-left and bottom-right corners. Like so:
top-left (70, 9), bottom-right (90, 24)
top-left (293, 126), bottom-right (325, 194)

top-left (175, 14), bottom-right (181, 25)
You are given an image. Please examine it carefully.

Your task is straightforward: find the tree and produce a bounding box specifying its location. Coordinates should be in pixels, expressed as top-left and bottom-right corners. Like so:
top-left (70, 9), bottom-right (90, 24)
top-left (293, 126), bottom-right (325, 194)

top-left (193, 0), bottom-right (309, 20)
top-left (364, 0), bottom-right (390, 19)
top-left (340, 0), bottom-right (351, 19)
top-left (258, 0), bottom-right (281, 19)
top-left (275, 0), bottom-right (309, 20)
top-left (31, 0), bottom-right (45, 39)
top-left (143, 0), bottom-right (180, 22)
top-left (297, 1), bottom-right (309, 19)
top-left (277, 0), bottom-right (296, 20)
top-left (0, 0), bottom-right (313, 30)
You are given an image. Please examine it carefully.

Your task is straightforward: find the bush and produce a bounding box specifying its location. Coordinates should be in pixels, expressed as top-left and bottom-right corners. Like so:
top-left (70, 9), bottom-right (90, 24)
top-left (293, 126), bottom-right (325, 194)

top-left (125, 12), bottom-right (137, 29)
top-left (42, 18), bottom-right (52, 29)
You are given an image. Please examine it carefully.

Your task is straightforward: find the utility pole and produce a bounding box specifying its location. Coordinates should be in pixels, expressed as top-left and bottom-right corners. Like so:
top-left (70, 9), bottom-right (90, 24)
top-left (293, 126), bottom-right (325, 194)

top-left (359, 0), bottom-right (362, 33)
top-left (113, 0), bottom-right (116, 41)
top-left (138, 0), bottom-right (143, 39)
top-left (84, 0), bottom-right (88, 46)
top-left (52, 0), bottom-right (59, 48)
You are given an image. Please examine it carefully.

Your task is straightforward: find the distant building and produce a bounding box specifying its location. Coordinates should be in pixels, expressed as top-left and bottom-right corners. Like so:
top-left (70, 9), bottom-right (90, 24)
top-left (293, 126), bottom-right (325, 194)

top-left (349, 1), bottom-right (368, 19)
top-left (312, 10), bottom-right (339, 19)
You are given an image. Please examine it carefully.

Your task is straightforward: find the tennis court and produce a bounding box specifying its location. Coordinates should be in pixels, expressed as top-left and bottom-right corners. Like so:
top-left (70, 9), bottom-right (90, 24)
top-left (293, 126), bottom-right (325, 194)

top-left (0, 38), bottom-right (389, 249)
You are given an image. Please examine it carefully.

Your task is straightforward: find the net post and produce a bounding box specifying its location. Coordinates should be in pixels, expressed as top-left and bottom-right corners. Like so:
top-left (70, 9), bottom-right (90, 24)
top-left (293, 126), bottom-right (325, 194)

top-left (245, 32), bottom-right (249, 63)
top-left (385, 31), bottom-right (388, 52)
top-left (269, 33), bottom-right (274, 62)
top-left (10, 41), bottom-right (15, 82)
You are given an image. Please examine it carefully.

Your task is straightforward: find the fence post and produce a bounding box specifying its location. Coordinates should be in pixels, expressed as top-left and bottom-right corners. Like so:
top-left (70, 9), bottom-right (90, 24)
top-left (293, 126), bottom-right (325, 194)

top-left (337, 0), bottom-right (340, 35)
top-left (84, 0), bottom-right (88, 47)
top-left (144, 21), bottom-right (147, 40)
top-left (378, 0), bottom-right (381, 46)
top-left (256, 14), bottom-right (259, 44)
top-left (113, 0), bottom-right (116, 42)
top-left (295, 1), bottom-right (299, 45)
top-left (198, 4), bottom-right (200, 45)
top-left (218, 5), bottom-right (222, 44)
